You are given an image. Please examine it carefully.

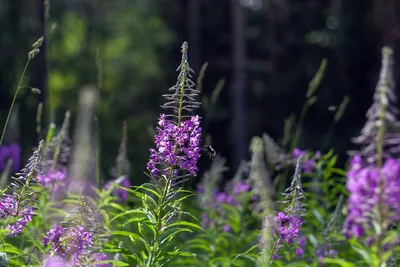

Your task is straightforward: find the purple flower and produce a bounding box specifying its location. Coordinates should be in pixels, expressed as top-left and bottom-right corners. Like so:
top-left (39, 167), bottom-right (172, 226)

top-left (104, 176), bottom-right (131, 202)
top-left (0, 143), bottom-right (21, 173)
top-left (93, 253), bottom-right (110, 267)
top-left (43, 255), bottom-right (70, 267)
top-left (314, 245), bottom-right (337, 261)
top-left (233, 180), bottom-right (251, 194)
top-left (295, 247), bottom-right (304, 258)
top-left (0, 195), bottom-right (35, 236)
top-left (147, 114), bottom-right (202, 176)
top-left (274, 212), bottom-right (302, 244)
top-left (43, 224), bottom-right (66, 255)
top-left (298, 236), bottom-right (306, 247)
top-left (343, 155), bottom-right (400, 239)
top-left (328, 250), bottom-right (338, 258)
top-left (291, 148), bottom-right (316, 173)
top-left (292, 148), bottom-right (307, 159)
top-left (215, 192), bottom-right (238, 206)
top-left (223, 224), bottom-right (231, 232)
top-left (38, 168), bottom-right (68, 191)
top-left (43, 224), bottom-right (93, 263)
top-left (303, 159), bottom-right (315, 174)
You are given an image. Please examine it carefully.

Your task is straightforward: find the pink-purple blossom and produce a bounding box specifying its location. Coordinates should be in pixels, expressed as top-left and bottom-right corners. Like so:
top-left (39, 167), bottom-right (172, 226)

top-left (292, 148), bottom-right (317, 174)
top-left (233, 180), bottom-right (251, 194)
top-left (0, 195), bottom-right (34, 236)
top-left (147, 114), bottom-right (202, 176)
top-left (38, 168), bottom-right (68, 191)
top-left (43, 224), bottom-right (93, 264)
top-left (273, 212), bottom-right (302, 245)
top-left (43, 255), bottom-right (70, 267)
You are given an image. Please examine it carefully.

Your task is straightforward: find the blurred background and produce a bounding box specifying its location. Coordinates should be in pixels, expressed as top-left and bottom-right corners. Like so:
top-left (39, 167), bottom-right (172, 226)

top-left (0, 0), bottom-right (399, 185)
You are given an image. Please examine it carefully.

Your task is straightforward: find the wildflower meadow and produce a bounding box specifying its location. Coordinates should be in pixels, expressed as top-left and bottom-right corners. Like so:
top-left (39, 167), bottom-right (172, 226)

top-left (1, 35), bottom-right (400, 267)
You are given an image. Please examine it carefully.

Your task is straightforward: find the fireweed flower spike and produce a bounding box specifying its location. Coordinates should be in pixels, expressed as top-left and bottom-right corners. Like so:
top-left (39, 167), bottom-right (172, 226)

top-left (118, 42), bottom-right (204, 266)
top-left (248, 136), bottom-right (273, 218)
top-left (147, 41), bottom-right (202, 181)
top-left (344, 47), bottom-right (400, 264)
top-left (43, 195), bottom-right (109, 266)
top-left (351, 47), bottom-right (400, 165)
top-left (0, 141), bottom-right (44, 237)
top-left (263, 158), bottom-right (306, 262)
top-left (343, 155), bottom-right (400, 239)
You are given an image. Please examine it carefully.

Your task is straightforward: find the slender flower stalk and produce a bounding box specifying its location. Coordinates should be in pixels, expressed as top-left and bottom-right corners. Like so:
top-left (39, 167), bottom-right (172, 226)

top-left (0, 37), bottom-right (44, 147)
top-left (263, 159), bottom-right (306, 263)
top-left (143, 42), bottom-right (202, 266)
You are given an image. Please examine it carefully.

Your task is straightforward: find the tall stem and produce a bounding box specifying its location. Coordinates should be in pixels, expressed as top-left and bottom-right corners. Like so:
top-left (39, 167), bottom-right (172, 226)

top-left (0, 59), bottom-right (31, 147)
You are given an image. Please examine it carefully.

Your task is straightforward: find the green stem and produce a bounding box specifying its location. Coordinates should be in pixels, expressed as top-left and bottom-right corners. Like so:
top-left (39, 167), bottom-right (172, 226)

top-left (376, 88), bottom-right (387, 266)
top-left (0, 59), bottom-right (31, 147)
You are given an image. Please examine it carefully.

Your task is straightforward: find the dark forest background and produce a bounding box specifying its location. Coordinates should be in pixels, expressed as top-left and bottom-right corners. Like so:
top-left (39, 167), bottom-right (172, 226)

top-left (0, 0), bottom-right (400, 185)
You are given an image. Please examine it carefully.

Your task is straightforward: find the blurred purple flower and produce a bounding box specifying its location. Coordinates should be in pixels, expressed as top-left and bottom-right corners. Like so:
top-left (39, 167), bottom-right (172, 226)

top-left (0, 143), bottom-right (21, 173)
top-left (233, 180), bottom-right (251, 194)
top-left (43, 255), bottom-right (70, 267)
top-left (303, 159), bottom-right (315, 174)
top-left (295, 247), bottom-right (304, 258)
top-left (314, 245), bottom-right (338, 261)
top-left (196, 184), bottom-right (205, 194)
top-left (292, 148), bottom-right (316, 173)
top-left (328, 250), bottom-right (338, 258)
top-left (104, 176), bottom-right (131, 202)
top-left (92, 253), bottom-right (110, 267)
top-left (343, 154), bottom-right (400, 239)
top-left (38, 168), bottom-right (68, 191)
top-left (298, 236), bottom-right (306, 247)
top-left (215, 192), bottom-right (237, 206)
top-left (147, 114), bottom-right (202, 176)
top-left (292, 148), bottom-right (307, 159)
top-left (223, 224), bottom-right (231, 232)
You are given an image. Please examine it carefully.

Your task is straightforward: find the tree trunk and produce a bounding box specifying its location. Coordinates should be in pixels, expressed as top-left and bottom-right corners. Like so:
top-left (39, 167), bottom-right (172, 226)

top-left (231, 0), bottom-right (247, 166)
top-left (188, 0), bottom-right (201, 72)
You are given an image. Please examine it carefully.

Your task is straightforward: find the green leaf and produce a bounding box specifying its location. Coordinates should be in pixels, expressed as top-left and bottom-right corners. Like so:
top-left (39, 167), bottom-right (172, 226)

top-left (350, 241), bottom-right (374, 266)
top-left (323, 258), bottom-right (357, 267)
top-left (90, 260), bottom-right (129, 266)
top-left (166, 251), bottom-right (196, 257)
top-left (107, 230), bottom-right (149, 249)
top-left (160, 228), bottom-right (193, 247)
top-left (106, 202), bottom-right (126, 212)
top-left (306, 58), bottom-right (327, 98)
top-left (164, 221), bottom-right (203, 232)
top-left (111, 209), bottom-right (148, 222)
top-left (122, 217), bottom-right (150, 226)
top-left (285, 262), bottom-right (311, 267)
top-left (130, 184), bottom-right (161, 198)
